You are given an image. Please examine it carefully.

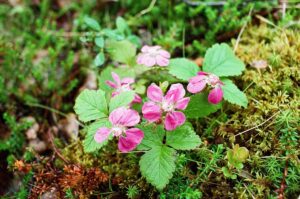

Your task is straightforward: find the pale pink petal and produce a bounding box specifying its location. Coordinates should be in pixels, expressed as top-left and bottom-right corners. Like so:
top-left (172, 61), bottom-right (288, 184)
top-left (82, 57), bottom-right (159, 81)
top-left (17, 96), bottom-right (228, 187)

top-left (94, 127), bottom-right (111, 143)
top-left (111, 72), bottom-right (121, 86)
top-left (137, 54), bottom-right (145, 64)
top-left (165, 83), bottom-right (185, 103)
top-left (156, 55), bottom-right (169, 66)
top-left (106, 80), bottom-right (117, 89)
top-left (141, 45), bottom-right (151, 53)
top-left (175, 97), bottom-right (190, 110)
top-left (142, 55), bottom-right (156, 67)
top-left (109, 107), bottom-right (140, 126)
top-left (164, 111), bottom-right (186, 131)
top-left (121, 77), bottom-right (134, 85)
top-left (118, 128), bottom-right (144, 152)
top-left (158, 49), bottom-right (170, 58)
top-left (142, 101), bottom-right (162, 122)
top-left (133, 94), bottom-right (142, 104)
top-left (112, 91), bottom-right (120, 98)
top-left (109, 107), bottom-right (127, 125)
top-left (187, 79), bottom-right (207, 94)
top-left (147, 83), bottom-right (163, 102)
top-left (208, 87), bottom-right (223, 104)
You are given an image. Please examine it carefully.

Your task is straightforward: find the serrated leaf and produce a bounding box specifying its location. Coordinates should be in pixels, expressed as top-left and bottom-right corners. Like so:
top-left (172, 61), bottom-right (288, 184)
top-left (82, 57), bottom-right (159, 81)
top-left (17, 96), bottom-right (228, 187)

top-left (109, 91), bottom-right (135, 112)
top-left (139, 145), bottom-right (176, 190)
top-left (84, 16), bottom-right (101, 31)
top-left (203, 43), bottom-right (245, 77)
top-left (83, 119), bottom-right (111, 153)
top-left (168, 58), bottom-right (199, 81)
top-left (222, 79), bottom-right (248, 107)
top-left (95, 37), bottom-right (105, 48)
top-left (106, 39), bottom-right (136, 65)
top-left (74, 89), bottom-right (107, 122)
top-left (166, 124), bottom-right (201, 150)
top-left (137, 124), bottom-right (165, 150)
top-left (184, 93), bottom-right (221, 118)
top-left (94, 52), bottom-right (105, 67)
top-left (98, 67), bottom-right (135, 92)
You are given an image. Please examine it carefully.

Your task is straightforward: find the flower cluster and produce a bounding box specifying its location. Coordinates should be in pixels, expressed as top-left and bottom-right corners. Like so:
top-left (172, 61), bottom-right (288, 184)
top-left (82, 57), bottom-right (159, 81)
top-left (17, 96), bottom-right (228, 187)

top-left (187, 72), bottom-right (224, 104)
top-left (94, 45), bottom-right (224, 153)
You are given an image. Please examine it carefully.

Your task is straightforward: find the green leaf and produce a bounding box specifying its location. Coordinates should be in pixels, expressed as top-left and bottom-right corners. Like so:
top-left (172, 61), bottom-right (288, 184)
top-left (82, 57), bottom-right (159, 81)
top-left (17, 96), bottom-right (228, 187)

top-left (203, 43), bottom-right (245, 77)
top-left (139, 145), bottom-right (176, 190)
top-left (98, 67), bottom-right (135, 92)
top-left (106, 39), bottom-right (136, 65)
top-left (94, 52), bottom-right (105, 67)
top-left (109, 91), bottom-right (135, 112)
top-left (74, 89), bottom-right (108, 122)
top-left (95, 37), bottom-right (105, 48)
top-left (168, 58), bottom-right (199, 81)
top-left (166, 124), bottom-right (201, 150)
top-left (137, 124), bottom-right (165, 150)
top-left (84, 16), bottom-right (101, 31)
top-left (222, 79), bottom-right (248, 107)
top-left (116, 16), bottom-right (128, 33)
top-left (184, 93), bottom-right (221, 118)
top-left (83, 119), bottom-right (111, 153)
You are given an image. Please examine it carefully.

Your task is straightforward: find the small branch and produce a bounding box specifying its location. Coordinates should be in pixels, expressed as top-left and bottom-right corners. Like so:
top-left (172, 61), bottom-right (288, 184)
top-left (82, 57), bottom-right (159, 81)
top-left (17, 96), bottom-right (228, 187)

top-left (234, 5), bottom-right (254, 52)
top-left (47, 129), bottom-right (70, 164)
top-left (235, 111), bottom-right (280, 137)
top-left (135, 0), bottom-right (157, 18)
top-left (277, 159), bottom-right (289, 199)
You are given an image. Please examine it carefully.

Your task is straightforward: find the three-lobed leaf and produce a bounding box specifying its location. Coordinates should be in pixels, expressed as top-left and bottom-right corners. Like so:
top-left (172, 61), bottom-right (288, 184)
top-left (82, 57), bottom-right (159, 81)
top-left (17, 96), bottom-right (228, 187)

top-left (166, 124), bottom-right (201, 150)
top-left (83, 119), bottom-right (111, 153)
top-left (168, 58), bottom-right (199, 81)
top-left (203, 43), bottom-right (245, 77)
top-left (184, 93), bottom-right (221, 118)
top-left (74, 89), bottom-right (107, 122)
top-left (137, 124), bottom-right (165, 150)
top-left (139, 145), bottom-right (176, 190)
top-left (222, 79), bottom-right (248, 107)
top-left (109, 91), bottom-right (135, 112)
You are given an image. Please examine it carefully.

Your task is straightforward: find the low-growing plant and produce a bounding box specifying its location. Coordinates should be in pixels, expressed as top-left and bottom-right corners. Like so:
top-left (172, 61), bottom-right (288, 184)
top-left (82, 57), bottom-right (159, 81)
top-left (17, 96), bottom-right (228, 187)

top-left (74, 25), bottom-right (248, 189)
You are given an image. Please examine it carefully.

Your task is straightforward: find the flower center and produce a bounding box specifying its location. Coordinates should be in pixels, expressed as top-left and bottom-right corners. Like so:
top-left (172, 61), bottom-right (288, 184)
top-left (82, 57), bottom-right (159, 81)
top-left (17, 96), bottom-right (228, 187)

top-left (111, 126), bottom-right (125, 137)
top-left (208, 74), bottom-right (221, 87)
top-left (161, 100), bottom-right (175, 112)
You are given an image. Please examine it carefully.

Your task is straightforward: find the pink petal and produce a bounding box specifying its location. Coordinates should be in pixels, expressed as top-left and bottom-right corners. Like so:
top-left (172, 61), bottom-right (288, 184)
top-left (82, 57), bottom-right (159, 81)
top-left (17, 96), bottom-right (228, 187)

top-left (121, 77), bottom-right (134, 85)
top-left (164, 111), bottom-right (186, 131)
top-left (158, 49), bottom-right (170, 58)
top-left (187, 77), bottom-right (207, 94)
top-left (175, 97), bottom-right (190, 110)
top-left (165, 83), bottom-right (185, 103)
top-left (94, 127), bottom-right (111, 143)
top-left (142, 55), bottom-right (156, 67)
top-left (109, 107), bottom-right (140, 126)
top-left (197, 71), bottom-right (208, 76)
top-left (208, 87), bottom-right (223, 104)
top-left (133, 94), bottom-right (142, 104)
top-left (156, 55), bottom-right (169, 66)
top-left (106, 80), bottom-right (117, 89)
top-left (142, 101), bottom-right (162, 122)
top-left (147, 83), bottom-right (163, 102)
top-left (118, 128), bottom-right (144, 152)
top-left (111, 72), bottom-right (121, 86)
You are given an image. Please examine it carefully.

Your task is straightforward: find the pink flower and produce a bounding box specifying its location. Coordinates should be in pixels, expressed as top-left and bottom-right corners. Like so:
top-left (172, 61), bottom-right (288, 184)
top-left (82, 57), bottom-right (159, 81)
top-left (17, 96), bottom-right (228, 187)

top-left (94, 107), bottom-right (144, 152)
top-left (142, 83), bottom-right (190, 131)
top-left (187, 71), bottom-right (224, 104)
top-left (106, 72), bottom-right (142, 104)
top-left (137, 45), bottom-right (170, 67)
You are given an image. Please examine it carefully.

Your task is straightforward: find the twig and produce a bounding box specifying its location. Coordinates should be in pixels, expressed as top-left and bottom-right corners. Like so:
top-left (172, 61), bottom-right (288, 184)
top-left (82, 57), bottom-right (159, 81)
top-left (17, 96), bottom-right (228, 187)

top-left (26, 102), bottom-right (84, 127)
top-left (135, 0), bottom-right (157, 18)
top-left (47, 129), bottom-right (70, 164)
top-left (183, 0), bottom-right (227, 6)
top-left (234, 5), bottom-right (254, 52)
top-left (277, 159), bottom-right (289, 199)
top-left (235, 111), bottom-right (280, 137)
